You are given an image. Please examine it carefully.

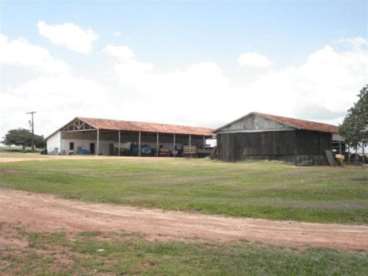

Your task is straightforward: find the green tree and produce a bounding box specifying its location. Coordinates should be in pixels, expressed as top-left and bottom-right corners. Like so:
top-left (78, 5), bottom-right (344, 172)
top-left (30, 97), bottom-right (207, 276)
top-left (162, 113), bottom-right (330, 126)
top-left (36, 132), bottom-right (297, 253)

top-left (2, 128), bottom-right (45, 150)
top-left (340, 84), bottom-right (368, 158)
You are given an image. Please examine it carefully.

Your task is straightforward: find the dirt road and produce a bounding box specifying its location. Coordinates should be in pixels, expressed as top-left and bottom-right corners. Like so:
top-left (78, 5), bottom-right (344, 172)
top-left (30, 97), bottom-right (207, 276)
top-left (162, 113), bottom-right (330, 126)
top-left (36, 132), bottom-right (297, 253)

top-left (1, 189), bottom-right (368, 251)
top-left (0, 155), bottom-right (153, 163)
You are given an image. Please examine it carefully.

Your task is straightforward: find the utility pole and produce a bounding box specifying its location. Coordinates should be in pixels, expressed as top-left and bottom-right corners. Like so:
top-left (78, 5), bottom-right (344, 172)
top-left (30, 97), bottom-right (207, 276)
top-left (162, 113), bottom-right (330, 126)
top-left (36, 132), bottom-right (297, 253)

top-left (26, 111), bottom-right (36, 152)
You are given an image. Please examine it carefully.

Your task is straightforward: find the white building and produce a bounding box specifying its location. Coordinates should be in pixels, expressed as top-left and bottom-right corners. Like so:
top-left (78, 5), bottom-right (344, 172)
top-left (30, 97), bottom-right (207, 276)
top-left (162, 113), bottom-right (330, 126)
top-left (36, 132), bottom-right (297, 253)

top-left (46, 117), bottom-right (213, 156)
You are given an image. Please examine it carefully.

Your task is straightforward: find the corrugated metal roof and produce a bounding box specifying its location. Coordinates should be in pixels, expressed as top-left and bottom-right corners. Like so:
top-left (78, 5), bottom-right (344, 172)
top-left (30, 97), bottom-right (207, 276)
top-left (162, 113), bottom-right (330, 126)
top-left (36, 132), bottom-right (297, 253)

top-left (256, 113), bottom-right (338, 133)
top-left (215, 112), bottom-right (338, 134)
top-left (78, 117), bottom-right (214, 136)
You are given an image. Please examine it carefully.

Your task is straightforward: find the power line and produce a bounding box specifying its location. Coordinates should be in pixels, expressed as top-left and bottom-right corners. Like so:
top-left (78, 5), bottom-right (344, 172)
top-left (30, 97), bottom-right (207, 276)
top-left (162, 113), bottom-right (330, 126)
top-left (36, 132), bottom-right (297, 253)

top-left (26, 111), bottom-right (36, 152)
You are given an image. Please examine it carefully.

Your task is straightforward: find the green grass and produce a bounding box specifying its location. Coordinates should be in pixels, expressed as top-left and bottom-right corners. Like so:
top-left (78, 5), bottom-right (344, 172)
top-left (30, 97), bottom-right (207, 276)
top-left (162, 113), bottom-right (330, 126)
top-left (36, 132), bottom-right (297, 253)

top-left (0, 155), bottom-right (368, 224)
top-left (2, 226), bottom-right (368, 275)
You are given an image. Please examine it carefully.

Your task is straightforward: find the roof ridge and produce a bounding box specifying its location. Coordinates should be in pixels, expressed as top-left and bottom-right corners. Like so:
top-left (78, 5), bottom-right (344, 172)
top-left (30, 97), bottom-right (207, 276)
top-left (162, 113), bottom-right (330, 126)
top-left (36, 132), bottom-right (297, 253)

top-left (77, 117), bottom-right (213, 130)
top-left (254, 112), bottom-right (337, 128)
top-left (215, 112), bottom-right (338, 134)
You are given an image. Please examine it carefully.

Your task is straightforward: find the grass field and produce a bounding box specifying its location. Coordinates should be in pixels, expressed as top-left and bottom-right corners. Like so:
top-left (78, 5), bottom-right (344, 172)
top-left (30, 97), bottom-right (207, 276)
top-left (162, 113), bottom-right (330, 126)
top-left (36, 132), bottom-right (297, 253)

top-left (1, 154), bottom-right (368, 275)
top-left (1, 155), bottom-right (368, 224)
top-left (2, 224), bottom-right (368, 275)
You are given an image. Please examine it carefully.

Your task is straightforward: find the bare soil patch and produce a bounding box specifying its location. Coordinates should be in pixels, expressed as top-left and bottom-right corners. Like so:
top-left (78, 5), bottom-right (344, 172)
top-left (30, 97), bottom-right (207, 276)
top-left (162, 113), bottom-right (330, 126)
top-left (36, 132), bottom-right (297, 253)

top-left (1, 189), bottom-right (368, 251)
top-left (0, 223), bottom-right (28, 249)
top-left (0, 155), bottom-right (169, 163)
top-left (0, 168), bottom-right (18, 175)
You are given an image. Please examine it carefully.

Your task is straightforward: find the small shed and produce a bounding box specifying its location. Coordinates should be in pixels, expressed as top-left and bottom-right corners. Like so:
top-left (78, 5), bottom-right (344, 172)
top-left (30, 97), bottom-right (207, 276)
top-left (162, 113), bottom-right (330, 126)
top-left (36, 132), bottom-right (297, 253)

top-left (215, 112), bottom-right (343, 165)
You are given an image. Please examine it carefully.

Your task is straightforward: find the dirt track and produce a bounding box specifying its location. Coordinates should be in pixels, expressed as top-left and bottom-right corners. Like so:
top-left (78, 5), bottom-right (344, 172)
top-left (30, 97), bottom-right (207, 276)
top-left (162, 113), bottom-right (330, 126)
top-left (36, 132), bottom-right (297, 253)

top-left (1, 189), bottom-right (368, 251)
top-left (0, 155), bottom-right (149, 163)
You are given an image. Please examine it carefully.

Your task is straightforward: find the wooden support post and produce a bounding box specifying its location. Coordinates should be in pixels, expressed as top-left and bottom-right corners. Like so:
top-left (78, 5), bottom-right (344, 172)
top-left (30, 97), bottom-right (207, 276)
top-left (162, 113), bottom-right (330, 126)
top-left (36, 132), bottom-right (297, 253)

top-left (118, 130), bottom-right (121, 156)
top-left (138, 131), bottom-right (141, 156)
top-left (96, 129), bottom-right (100, 156)
top-left (203, 136), bottom-right (206, 147)
top-left (173, 134), bottom-right (176, 156)
top-left (339, 141), bottom-right (342, 154)
top-left (189, 134), bottom-right (192, 158)
top-left (156, 133), bottom-right (160, 157)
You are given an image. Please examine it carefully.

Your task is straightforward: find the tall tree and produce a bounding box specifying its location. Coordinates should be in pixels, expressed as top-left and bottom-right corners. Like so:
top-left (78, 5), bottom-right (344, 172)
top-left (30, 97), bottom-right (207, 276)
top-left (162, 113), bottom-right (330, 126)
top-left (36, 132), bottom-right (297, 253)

top-left (340, 84), bottom-right (368, 157)
top-left (2, 128), bottom-right (45, 150)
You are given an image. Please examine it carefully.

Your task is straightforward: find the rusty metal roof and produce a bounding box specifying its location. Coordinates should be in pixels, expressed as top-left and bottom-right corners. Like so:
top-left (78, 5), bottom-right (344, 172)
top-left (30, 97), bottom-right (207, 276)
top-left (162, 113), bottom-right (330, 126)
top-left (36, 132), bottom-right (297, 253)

top-left (215, 112), bottom-right (338, 134)
top-left (255, 113), bottom-right (338, 133)
top-left (78, 117), bottom-right (214, 136)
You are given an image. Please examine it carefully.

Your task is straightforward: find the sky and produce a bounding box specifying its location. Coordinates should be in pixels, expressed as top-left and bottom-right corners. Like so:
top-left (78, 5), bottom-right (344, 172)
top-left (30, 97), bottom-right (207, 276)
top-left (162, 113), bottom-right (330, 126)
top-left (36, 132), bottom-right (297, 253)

top-left (0, 0), bottom-right (367, 138)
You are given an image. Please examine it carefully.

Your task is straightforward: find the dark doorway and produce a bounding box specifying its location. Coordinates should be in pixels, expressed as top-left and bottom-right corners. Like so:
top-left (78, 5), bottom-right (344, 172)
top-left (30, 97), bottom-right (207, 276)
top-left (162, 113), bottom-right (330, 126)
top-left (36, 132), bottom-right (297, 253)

top-left (90, 143), bottom-right (95, 154)
top-left (109, 143), bottom-right (114, 155)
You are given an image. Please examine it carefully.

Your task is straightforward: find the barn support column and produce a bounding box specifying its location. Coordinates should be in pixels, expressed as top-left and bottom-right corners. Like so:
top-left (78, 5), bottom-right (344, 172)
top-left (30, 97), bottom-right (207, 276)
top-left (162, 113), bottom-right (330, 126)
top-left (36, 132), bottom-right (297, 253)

top-left (339, 141), bottom-right (342, 154)
top-left (293, 131), bottom-right (298, 165)
top-left (202, 136), bottom-right (206, 147)
top-left (96, 129), bottom-right (100, 156)
top-left (173, 134), bottom-right (176, 156)
top-left (156, 133), bottom-right (160, 157)
top-left (138, 131), bottom-right (142, 156)
top-left (118, 130), bottom-right (121, 156)
top-left (189, 134), bottom-right (192, 157)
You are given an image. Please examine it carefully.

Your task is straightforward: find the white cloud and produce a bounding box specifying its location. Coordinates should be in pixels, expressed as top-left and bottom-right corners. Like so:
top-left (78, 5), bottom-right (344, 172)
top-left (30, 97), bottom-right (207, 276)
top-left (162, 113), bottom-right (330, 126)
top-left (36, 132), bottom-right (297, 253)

top-left (0, 33), bottom-right (69, 73)
top-left (338, 37), bottom-right (368, 50)
top-left (103, 44), bottom-right (154, 85)
top-left (104, 38), bottom-right (368, 127)
top-left (37, 21), bottom-right (98, 54)
top-left (0, 73), bottom-right (114, 138)
top-left (1, 35), bottom-right (368, 140)
top-left (294, 45), bottom-right (368, 112)
top-left (238, 52), bottom-right (272, 68)
top-left (103, 44), bottom-right (136, 61)
top-left (244, 42), bottom-right (368, 123)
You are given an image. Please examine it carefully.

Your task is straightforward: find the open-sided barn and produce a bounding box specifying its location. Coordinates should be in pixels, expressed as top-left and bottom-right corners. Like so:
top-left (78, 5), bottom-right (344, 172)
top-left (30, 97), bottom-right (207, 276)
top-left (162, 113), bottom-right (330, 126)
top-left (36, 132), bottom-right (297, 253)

top-left (215, 112), bottom-right (344, 165)
top-left (46, 117), bottom-right (214, 156)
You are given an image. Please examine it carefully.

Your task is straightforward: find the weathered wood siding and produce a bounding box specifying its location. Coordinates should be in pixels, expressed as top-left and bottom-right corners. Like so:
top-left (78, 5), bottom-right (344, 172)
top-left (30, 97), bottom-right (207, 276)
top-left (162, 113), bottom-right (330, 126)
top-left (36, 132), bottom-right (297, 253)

top-left (216, 131), bottom-right (297, 162)
top-left (216, 130), bottom-right (332, 164)
top-left (295, 130), bottom-right (332, 155)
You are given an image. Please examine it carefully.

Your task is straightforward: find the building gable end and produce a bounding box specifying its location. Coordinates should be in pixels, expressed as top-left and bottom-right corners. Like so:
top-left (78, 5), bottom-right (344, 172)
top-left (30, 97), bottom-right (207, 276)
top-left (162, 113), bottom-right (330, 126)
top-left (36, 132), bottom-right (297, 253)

top-left (217, 113), bottom-right (295, 133)
top-left (61, 118), bottom-right (96, 132)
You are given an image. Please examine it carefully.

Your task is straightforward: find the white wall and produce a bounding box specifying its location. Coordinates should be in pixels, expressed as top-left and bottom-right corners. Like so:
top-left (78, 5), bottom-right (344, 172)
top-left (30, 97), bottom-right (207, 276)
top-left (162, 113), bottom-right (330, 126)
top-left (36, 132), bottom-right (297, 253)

top-left (61, 138), bottom-right (114, 155)
top-left (47, 131), bottom-right (114, 155)
top-left (46, 131), bottom-right (61, 154)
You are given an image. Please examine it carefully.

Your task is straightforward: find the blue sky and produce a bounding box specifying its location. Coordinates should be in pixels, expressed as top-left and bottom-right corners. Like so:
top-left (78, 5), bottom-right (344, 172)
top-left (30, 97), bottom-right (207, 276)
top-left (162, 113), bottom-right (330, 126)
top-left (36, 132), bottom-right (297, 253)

top-left (2, 0), bottom-right (366, 65)
top-left (0, 0), bottom-right (367, 136)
